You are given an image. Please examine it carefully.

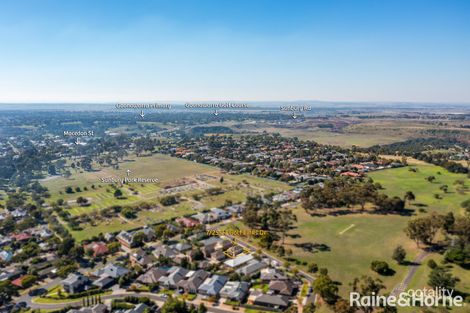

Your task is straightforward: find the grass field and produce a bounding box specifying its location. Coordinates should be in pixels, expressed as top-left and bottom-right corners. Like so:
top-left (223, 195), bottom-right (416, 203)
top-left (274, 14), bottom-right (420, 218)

top-left (43, 153), bottom-right (289, 241)
top-left (244, 126), bottom-right (408, 147)
top-left (42, 154), bottom-right (221, 215)
top-left (284, 210), bottom-right (420, 296)
top-left (368, 163), bottom-right (470, 312)
top-left (228, 162), bottom-right (469, 309)
top-left (369, 163), bottom-right (469, 215)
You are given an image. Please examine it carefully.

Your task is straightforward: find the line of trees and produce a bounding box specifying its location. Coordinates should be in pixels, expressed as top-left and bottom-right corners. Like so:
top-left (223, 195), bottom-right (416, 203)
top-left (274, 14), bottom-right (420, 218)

top-left (301, 177), bottom-right (405, 213)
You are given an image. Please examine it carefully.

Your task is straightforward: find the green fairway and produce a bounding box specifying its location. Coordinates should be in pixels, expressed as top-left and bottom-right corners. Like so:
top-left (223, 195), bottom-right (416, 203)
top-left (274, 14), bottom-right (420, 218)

top-left (369, 163), bottom-right (469, 215)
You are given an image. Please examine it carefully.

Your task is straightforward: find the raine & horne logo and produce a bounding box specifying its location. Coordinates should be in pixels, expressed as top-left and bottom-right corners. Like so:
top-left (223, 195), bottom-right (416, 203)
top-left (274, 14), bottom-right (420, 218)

top-left (350, 287), bottom-right (465, 308)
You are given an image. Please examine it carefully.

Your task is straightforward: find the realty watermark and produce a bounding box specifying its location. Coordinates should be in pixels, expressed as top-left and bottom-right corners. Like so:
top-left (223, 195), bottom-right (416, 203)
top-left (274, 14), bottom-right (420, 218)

top-left (350, 287), bottom-right (465, 308)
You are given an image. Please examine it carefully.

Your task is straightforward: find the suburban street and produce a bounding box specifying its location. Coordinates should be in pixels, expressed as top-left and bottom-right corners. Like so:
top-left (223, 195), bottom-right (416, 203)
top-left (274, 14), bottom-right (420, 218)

top-left (21, 291), bottom-right (243, 313)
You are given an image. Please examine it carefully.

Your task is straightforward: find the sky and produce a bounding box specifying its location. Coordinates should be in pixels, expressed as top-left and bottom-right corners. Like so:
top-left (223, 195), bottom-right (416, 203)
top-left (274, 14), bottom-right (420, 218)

top-left (0, 0), bottom-right (469, 103)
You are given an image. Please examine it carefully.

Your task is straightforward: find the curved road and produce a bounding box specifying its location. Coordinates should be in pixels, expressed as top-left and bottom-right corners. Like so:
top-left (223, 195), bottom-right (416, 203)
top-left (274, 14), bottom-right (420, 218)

top-left (24, 292), bottom-right (240, 313)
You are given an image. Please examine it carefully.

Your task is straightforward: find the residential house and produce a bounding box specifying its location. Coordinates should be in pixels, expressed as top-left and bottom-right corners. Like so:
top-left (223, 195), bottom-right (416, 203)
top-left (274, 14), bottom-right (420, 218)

top-left (0, 235), bottom-right (11, 247)
top-left (0, 250), bottom-right (12, 263)
top-left (207, 250), bottom-right (223, 264)
top-left (152, 245), bottom-right (178, 259)
top-left (116, 231), bottom-right (134, 251)
top-left (139, 226), bottom-right (156, 242)
top-left (200, 237), bottom-right (231, 259)
top-left (125, 303), bottom-right (149, 313)
top-left (268, 280), bottom-right (297, 296)
top-left (84, 242), bottom-right (109, 258)
top-left (137, 267), bottom-right (168, 285)
top-left (177, 270), bottom-right (210, 294)
top-left (224, 254), bottom-right (254, 268)
top-left (92, 263), bottom-right (130, 279)
top-left (191, 212), bottom-right (217, 224)
top-left (37, 266), bottom-right (57, 279)
top-left (171, 242), bottom-right (192, 253)
top-left (92, 275), bottom-right (115, 290)
top-left (158, 266), bottom-right (188, 289)
top-left (236, 260), bottom-right (267, 277)
top-left (176, 217), bottom-right (200, 228)
top-left (260, 268), bottom-right (287, 282)
top-left (130, 249), bottom-right (155, 267)
top-left (224, 245), bottom-right (244, 258)
top-left (11, 209), bottom-right (26, 219)
top-left (219, 281), bottom-right (250, 301)
top-left (210, 208), bottom-right (231, 220)
top-left (0, 268), bottom-right (23, 282)
top-left (248, 291), bottom-right (290, 310)
top-left (198, 275), bottom-right (228, 297)
top-left (67, 303), bottom-right (107, 313)
top-left (62, 273), bottom-right (90, 294)
top-left (11, 276), bottom-right (28, 288)
top-left (104, 233), bottom-right (115, 242)
top-left (225, 205), bottom-right (244, 215)
top-left (11, 232), bottom-right (32, 242)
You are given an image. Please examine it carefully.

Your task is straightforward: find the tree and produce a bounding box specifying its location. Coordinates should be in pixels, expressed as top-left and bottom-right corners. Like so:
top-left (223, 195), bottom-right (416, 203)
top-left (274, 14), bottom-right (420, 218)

top-left (122, 207), bottom-right (137, 219)
top-left (114, 189), bottom-right (123, 198)
top-left (443, 212), bottom-right (455, 234)
top-left (107, 242), bottom-right (121, 253)
top-left (160, 195), bottom-right (179, 206)
top-left (161, 296), bottom-right (191, 313)
top-left (197, 303), bottom-right (207, 313)
top-left (20, 275), bottom-right (37, 288)
top-left (313, 273), bottom-right (338, 304)
top-left (76, 196), bottom-right (88, 206)
top-left (428, 266), bottom-right (458, 290)
top-left (0, 280), bottom-right (18, 306)
top-left (444, 247), bottom-right (468, 265)
top-left (259, 231), bottom-right (277, 249)
top-left (57, 264), bottom-right (78, 278)
top-left (426, 176), bottom-right (436, 183)
top-left (370, 261), bottom-right (392, 275)
top-left (303, 303), bottom-right (316, 313)
top-left (351, 276), bottom-right (385, 313)
top-left (440, 185), bottom-right (449, 193)
top-left (405, 215), bottom-right (444, 247)
top-left (307, 263), bottom-right (319, 273)
top-left (278, 208), bottom-right (297, 245)
top-left (453, 216), bottom-right (470, 244)
top-left (392, 246), bottom-right (406, 264)
top-left (427, 259), bottom-right (437, 269)
top-left (133, 231), bottom-right (146, 247)
top-left (65, 186), bottom-right (74, 194)
top-left (404, 191), bottom-right (415, 206)
top-left (334, 299), bottom-right (355, 313)
top-left (58, 237), bottom-right (76, 256)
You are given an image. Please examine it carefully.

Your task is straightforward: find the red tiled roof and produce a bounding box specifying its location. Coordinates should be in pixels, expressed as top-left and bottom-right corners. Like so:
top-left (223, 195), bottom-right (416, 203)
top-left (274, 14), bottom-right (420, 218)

top-left (12, 233), bottom-right (32, 241)
top-left (84, 242), bottom-right (109, 257)
top-left (11, 276), bottom-right (26, 288)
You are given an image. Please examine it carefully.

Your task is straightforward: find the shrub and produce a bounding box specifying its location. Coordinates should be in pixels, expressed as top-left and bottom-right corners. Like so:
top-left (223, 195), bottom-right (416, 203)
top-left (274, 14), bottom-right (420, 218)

top-left (371, 261), bottom-right (392, 275)
top-left (427, 259), bottom-right (437, 269)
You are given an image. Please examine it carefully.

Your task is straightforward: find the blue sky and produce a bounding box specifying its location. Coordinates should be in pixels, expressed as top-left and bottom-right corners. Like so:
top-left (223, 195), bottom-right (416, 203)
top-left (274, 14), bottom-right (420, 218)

top-left (0, 0), bottom-right (469, 103)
